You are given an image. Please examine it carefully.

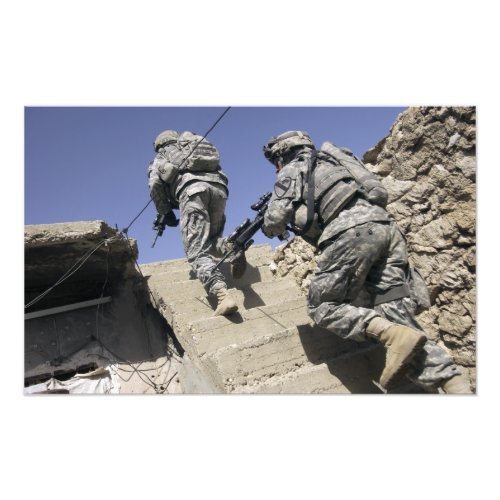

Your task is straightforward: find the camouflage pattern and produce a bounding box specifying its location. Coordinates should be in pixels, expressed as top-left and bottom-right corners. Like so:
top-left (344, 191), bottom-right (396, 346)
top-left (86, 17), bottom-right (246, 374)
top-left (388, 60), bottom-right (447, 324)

top-left (148, 147), bottom-right (228, 210)
top-left (320, 142), bottom-right (389, 209)
top-left (263, 141), bottom-right (459, 389)
top-left (307, 220), bottom-right (458, 388)
top-left (263, 150), bottom-right (390, 244)
top-left (374, 298), bottom-right (459, 388)
top-left (263, 130), bottom-right (315, 164)
top-left (178, 182), bottom-right (229, 295)
top-left (148, 138), bottom-right (230, 297)
top-left (262, 154), bottom-right (311, 237)
top-left (154, 129), bottom-right (179, 151)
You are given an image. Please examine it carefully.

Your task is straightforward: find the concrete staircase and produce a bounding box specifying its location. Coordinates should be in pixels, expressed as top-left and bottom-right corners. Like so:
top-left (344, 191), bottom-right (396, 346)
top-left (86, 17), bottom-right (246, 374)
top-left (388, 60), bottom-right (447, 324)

top-left (140, 244), bottom-right (393, 394)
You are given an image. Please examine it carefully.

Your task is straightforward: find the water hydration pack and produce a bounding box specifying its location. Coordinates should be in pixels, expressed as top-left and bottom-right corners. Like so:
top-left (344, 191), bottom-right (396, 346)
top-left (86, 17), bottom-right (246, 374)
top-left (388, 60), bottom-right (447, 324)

top-left (320, 141), bottom-right (388, 208)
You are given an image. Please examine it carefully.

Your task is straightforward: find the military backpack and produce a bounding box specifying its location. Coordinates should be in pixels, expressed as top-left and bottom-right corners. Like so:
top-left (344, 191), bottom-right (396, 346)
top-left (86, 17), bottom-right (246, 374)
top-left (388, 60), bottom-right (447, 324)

top-left (320, 141), bottom-right (388, 208)
top-left (166, 131), bottom-right (220, 173)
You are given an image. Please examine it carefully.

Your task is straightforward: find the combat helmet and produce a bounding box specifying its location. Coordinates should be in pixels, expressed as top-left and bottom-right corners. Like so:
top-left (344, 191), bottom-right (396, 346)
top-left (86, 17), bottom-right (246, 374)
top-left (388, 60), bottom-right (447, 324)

top-left (154, 130), bottom-right (179, 152)
top-left (263, 131), bottom-right (315, 164)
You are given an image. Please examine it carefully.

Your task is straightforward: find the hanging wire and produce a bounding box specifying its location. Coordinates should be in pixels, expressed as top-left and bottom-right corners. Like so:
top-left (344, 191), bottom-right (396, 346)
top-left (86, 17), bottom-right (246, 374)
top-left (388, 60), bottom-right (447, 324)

top-left (121, 106), bottom-right (231, 234)
top-left (24, 236), bottom-right (118, 310)
top-left (25, 108), bottom-right (232, 391)
top-left (25, 106), bottom-right (232, 310)
top-left (95, 243), bottom-right (110, 343)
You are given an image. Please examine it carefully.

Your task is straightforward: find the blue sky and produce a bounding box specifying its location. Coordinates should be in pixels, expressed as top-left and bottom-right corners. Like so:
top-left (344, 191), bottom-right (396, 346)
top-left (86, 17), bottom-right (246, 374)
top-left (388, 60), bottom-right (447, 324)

top-left (25, 106), bottom-right (405, 264)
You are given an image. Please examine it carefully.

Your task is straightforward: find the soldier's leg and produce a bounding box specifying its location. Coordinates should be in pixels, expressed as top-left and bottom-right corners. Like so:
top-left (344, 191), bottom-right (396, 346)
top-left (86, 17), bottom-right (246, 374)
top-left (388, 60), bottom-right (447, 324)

top-left (179, 188), bottom-right (228, 295)
top-left (376, 299), bottom-right (460, 387)
top-left (207, 184), bottom-right (247, 279)
top-left (308, 221), bottom-right (427, 389)
top-left (370, 223), bottom-right (463, 391)
top-left (308, 222), bottom-right (389, 341)
top-left (206, 184), bottom-right (228, 257)
top-left (179, 185), bottom-right (238, 316)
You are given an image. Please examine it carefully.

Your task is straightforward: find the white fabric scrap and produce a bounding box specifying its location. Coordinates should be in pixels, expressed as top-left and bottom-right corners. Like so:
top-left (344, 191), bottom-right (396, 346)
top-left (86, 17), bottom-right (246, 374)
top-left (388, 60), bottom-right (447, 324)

top-left (24, 366), bottom-right (121, 395)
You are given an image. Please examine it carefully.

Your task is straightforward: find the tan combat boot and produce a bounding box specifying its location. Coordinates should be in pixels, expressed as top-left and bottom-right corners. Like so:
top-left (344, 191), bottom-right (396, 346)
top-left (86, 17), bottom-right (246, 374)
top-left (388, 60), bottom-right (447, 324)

top-left (213, 287), bottom-right (238, 317)
top-left (366, 317), bottom-right (427, 390)
top-left (441, 373), bottom-right (473, 394)
top-left (231, 252), bottom-right (247, 279)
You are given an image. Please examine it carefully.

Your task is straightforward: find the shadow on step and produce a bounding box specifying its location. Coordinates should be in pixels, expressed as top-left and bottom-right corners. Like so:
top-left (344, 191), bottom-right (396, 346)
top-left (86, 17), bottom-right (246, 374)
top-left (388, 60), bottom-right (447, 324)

top-left (297, 324), bottom-right (427, 394)
top-left (219, 262), bottom-right (269, 290)
top-left (241, 286), bottom-right (266, 309)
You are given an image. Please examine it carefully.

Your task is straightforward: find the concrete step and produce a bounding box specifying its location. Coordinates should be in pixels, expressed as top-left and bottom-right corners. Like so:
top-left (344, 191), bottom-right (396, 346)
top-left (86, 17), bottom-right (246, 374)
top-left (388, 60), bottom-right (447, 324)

top-left (146, 260), bottom-right (275, 289)
top-left (232, 345), bottom-right (386, 394)
top-left (140, 257), bottom-right (189, 276)
top-left (205, 325), bottom-right (377, 390)
top-left (150, 275), bottom-right (300, 310)
top-left (140, 244), bottom-right (274, 277)
top-left (150, 278), bottom-right (304, 327)
top-left (183, 298), bottom-right (310, 357)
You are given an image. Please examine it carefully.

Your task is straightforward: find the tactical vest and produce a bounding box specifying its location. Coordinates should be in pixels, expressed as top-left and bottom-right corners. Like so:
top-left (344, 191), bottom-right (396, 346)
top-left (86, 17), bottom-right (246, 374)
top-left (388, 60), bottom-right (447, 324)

top-left (310, 153), bottom-right (359, 227)
top-left (297, 143), bottom-right (388, 232)
top-left (320, 142), bottom-right (388, 208)
top-left (289, 150), bottom-right (357, 244)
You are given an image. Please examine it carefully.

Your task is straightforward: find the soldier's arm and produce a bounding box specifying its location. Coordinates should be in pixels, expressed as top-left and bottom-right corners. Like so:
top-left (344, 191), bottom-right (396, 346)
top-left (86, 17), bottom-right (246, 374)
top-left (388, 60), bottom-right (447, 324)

top-left (263, 198), bottom-right (294, 237)
top-left (263, 164), bottom-right (304, 237)
top-left (147, 159), bottom-right (173, 215)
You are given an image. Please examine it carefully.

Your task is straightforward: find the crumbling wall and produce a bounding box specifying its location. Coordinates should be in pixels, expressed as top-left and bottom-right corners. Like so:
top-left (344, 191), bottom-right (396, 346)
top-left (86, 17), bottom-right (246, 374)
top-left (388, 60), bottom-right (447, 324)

top-left (24, 221), bottom-right (180, 393)
top-left (272, 107), bottom-right (476, 382)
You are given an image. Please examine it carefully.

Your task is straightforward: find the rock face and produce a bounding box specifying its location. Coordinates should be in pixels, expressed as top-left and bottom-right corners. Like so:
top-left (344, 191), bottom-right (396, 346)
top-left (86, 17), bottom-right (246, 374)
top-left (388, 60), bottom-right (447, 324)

top-left (272, 107), bottom-right (476, 384)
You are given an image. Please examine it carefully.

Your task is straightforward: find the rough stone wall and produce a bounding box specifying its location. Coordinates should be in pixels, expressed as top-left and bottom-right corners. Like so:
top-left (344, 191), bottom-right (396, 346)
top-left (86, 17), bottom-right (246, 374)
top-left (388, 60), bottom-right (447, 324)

top-left (271, 107), bottom-right (476, 378)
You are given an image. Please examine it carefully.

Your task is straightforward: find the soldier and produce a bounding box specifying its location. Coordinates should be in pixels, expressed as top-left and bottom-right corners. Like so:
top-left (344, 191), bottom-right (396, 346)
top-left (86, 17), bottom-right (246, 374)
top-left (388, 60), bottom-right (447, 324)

top-left (261, 130), bottom-right (472, 393)
top-left (147, 130), bottom-right (246, 316)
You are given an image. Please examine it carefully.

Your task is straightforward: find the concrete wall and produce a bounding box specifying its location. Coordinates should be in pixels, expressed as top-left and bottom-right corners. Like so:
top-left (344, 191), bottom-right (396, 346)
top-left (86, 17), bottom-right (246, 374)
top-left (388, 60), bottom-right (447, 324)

top-left (24, 221), bottom-right (179, 393)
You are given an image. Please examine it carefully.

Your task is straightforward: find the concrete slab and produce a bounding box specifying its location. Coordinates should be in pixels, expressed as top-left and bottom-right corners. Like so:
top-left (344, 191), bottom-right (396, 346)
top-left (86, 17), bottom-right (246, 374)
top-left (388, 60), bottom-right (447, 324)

top-left (186, 299), bottom-right (310, 355)
top-left (206, 326), bottom-right (377, 389)
top-left (233, 347), bottom-right (385, 394)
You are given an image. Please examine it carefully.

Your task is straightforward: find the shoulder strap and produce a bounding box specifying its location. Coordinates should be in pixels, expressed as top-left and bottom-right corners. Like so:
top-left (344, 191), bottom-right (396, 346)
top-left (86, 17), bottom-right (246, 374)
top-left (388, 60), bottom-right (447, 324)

top-left (296, 150), bottom-right (318, 236)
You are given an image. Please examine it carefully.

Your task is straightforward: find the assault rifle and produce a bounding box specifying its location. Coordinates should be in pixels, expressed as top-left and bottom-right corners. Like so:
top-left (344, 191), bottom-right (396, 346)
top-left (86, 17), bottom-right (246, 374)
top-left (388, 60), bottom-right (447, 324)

top-left (151, 211), bottom-right (179, 248)
top-left (214, 192), bottom-right (289, 270)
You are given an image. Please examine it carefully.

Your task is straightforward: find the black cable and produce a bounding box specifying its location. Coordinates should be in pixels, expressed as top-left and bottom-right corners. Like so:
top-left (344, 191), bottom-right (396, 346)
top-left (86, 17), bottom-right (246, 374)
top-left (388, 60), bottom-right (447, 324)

top-left (122, 232), bottom-right (161, 310)
top-left (121, 106), bottom-right (231, 234)
top-left (91, 341), bottom-right (161, 392)
top-left (95, 244), bottom-right (110, 343)
top-left (25, 237), bottom-right (115, 309)
top-left (25, 109), bottom-right (231, 391)
top-left (25, 107), bottom-right (232, 311)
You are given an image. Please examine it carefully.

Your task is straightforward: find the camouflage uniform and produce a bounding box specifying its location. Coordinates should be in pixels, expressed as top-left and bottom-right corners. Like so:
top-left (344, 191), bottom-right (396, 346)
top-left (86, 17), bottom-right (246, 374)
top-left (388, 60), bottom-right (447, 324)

top-left (263, 147), bottom-right (459, 389)
top-left (148, 135), bottom-right (230, 296)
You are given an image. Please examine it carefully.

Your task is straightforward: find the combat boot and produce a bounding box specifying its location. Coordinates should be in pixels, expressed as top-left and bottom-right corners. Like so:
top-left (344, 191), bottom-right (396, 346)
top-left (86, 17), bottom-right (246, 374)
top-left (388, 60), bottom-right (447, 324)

top-left (213, 287), bottom-right (238, 317)
top-left (231, 251), bottom-right (247, 279)
top-left (441, 373), bottom-right (473, 394)
top-left (366, 317), bottom-right (427, 390)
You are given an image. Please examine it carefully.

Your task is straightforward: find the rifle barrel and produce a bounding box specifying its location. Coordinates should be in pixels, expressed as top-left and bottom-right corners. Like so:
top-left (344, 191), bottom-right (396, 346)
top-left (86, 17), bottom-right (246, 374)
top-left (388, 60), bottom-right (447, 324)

top-left (151, 231), bottom-right (161, 248)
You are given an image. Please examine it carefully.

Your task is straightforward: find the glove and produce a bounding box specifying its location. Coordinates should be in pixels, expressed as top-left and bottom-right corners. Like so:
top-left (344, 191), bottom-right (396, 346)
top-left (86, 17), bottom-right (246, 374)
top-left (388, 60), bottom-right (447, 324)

top-left (164, 210), bottom-right (179, 227)
top-left (261, 224), bottom-right (274, 239)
